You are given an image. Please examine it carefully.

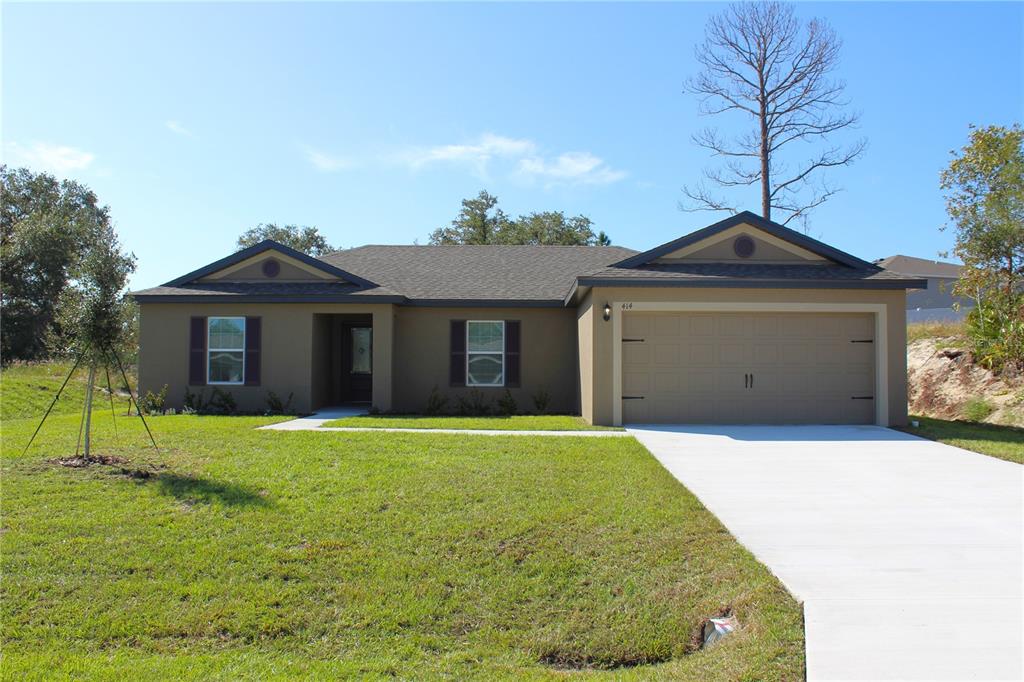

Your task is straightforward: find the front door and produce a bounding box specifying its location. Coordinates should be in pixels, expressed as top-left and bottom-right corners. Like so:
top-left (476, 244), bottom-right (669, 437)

top-left (345, 326), bottom-right (372, 403)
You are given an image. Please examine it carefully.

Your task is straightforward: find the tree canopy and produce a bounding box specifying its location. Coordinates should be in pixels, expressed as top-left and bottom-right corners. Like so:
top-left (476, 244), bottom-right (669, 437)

top-left (1, 166), bottom-right (120, 363)
top-left (940, 124), bottom-right (1024, 371)
top-left (428, 191), bottom-right (611, 246)
top-left (237, 223), bottom-right (336, 256)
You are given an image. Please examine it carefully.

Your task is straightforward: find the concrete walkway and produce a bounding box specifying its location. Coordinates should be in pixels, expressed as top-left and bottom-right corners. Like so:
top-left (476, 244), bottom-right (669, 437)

top-left (628, 424), bottom-right (1023, 682)
top-left (259, 408), bottom-right (631, 437)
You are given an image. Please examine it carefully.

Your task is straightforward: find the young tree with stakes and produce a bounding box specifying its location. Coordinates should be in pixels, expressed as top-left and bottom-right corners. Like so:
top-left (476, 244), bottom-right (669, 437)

top-left (22, 221), bottom-right (157, 460)
top-left (683, 1), bottom-right (866, 228)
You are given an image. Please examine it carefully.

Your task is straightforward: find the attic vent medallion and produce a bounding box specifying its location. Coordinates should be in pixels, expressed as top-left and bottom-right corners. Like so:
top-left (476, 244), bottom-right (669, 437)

top-left (262, 258), bottom-right (281, 278)
top-left (733, 235), bottom-right (756, 258)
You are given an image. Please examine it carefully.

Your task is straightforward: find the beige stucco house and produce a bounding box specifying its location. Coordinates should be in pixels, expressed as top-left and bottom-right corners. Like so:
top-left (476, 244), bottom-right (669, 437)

top-left (133, 212), bottom-right (924, 426)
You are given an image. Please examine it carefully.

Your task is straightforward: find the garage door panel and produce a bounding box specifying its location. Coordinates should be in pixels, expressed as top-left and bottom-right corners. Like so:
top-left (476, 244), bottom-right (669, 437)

top-left (653, 343), bottom-right (680, 364)
top-left (689, 344), bottom-right (715, 364)
top-left (623, 344), bottom-right (650, 365)
top-left (622, 311), bottom-right (875, 424)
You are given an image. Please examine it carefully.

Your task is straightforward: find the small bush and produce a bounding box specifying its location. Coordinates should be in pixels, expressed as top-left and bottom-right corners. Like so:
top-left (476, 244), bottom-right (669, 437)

top-left (966, 293), bottom-right (1024, 374)
top-left (496, 389), bottom-right (517, 416)
top-left (455, 389), bottom-right (491, 416)
top-left (207, 388), bottom-right (237, 415)
top-left (265, 391), bottom-right (294, 415)
top-left (532, 388), bottom-right (551, 415)
top-left (140, 384), bottom-right (168, 415)
top-left (183, 387), bottom-right (206, 413)
top-left (424, 386), bottom-right (449, 416)
top-left (963, 398), bottom-right (995, 422)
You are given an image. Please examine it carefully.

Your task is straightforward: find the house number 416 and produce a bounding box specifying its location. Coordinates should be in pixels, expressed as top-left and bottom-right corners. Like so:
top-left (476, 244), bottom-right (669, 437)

top-left (620, 303), bottom-right (633, 310)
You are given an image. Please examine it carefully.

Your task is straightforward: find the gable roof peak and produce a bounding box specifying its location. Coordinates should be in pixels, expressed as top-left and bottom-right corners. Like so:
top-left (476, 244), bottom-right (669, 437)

top-left (610, 211), bottom-right (876, 271)
top-left (162, 238), bottom-right (376, 288)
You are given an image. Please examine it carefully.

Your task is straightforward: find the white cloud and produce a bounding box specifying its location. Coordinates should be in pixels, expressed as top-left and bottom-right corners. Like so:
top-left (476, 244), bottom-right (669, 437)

top-left (302, 145), bottom-right (354, 172)
top-left (400, 133), bottom-right (536, 173)
top-left (395, 133), bottom-right (625, 186)
top-left (3, 142), bottom-right (95, 174)
top-left (165, 120), bottom-right (194, 137)
top-left (518, 151), bottom-right (626, 186)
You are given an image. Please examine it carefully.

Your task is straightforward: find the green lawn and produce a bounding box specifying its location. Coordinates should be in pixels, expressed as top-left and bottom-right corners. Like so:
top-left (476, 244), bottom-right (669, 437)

top-left (904, 415), bottom-right (1024, 464)
top-left (0, 361), bottom-right (133, 422)
top-left (1, 409), bottom-right (804, 679)
top-left (322, 414), bottom-right (623, 431)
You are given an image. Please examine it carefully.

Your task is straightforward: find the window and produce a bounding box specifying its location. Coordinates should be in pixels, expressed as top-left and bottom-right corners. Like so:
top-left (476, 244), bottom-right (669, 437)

top-left (351, 327), bottom-right (372, 374)
top-left (466, 320), bottom-right (504, 386)
top-left (208, 317), bottom-right (245, 384)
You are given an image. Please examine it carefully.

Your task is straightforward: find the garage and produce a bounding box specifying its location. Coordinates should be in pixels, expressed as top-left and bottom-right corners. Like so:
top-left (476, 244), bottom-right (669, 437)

top-left (621, 311), bottom-right (876, 424)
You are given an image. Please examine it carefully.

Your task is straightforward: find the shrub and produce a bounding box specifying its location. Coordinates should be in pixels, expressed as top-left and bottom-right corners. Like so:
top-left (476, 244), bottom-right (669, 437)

top-left (966, 292), bottom-right (1024, 373)
top-left (183, 387), bottom-right (206, 413)
top-left (455, 389), bottom-right (491, 416)
top-left (962, 398), bottom-right (995, 422)
top-left (424, 386), bottom-right (449, 416)
top-left (265, 391), bottom-right (294, 415)
top-left (207, 387), bottom-right (237, 415)
top-left (139, 384), bottom-right (168, 415)
top-left (532, 387), bottom-right (551, 414)
top-left (496, 389), bottom-right (517, 416)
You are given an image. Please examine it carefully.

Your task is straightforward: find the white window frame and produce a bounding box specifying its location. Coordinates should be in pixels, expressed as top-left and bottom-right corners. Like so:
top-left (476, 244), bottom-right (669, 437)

top-left (207, 316), bottom-right (246, 385)
top-left (466, 320), bottom-right (505, 387)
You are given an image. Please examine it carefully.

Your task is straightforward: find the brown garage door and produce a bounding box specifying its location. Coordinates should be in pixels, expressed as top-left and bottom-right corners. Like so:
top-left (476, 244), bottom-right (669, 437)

top-left (622, 312), bottom-right (875, 424)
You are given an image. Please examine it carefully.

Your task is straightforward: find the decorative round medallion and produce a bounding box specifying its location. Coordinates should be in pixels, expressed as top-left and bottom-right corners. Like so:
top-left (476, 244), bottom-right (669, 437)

top-left (262, 258), bottom-right (281, 278)
top-left (733, 235), bottom-right (756, 258)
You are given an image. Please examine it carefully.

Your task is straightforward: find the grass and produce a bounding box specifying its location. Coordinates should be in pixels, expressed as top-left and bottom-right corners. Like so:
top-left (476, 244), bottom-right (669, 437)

top-left (321, 414), bottom-right (623, 431)
top-left (904, 415), bottom-right (1024, 464)
top-left (907, 320), bottom-right (967, 344)
top-left (1, 409), bottom-right (804, 679)
top-left (0, 361), bottom-right (134, 422)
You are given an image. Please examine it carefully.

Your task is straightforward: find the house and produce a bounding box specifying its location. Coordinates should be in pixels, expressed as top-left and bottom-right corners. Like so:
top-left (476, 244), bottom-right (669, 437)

top-left (874, 255), bottom-right (972, 322)
top-left (133, 211), bottom-right (925, 426)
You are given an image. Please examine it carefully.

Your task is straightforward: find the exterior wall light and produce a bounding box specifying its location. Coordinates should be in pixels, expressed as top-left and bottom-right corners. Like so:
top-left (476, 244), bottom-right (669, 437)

top-left (603, 303), bottom-right (611, 321)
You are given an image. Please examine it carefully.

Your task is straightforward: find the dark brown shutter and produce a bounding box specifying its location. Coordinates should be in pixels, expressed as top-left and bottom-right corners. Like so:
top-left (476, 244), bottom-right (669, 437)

top-left (449, 320), bottom-right (466, 387)
top-left (505, 320), bottom-right (521, 387)
top-left (189, 317), bottom-right (206, 385)
top-left (245, 317), bottom-right (262, 386)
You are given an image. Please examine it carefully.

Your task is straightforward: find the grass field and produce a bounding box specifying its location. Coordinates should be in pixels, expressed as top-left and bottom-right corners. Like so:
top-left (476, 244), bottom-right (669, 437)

top-left (906, 320), bottom-right (966, 344)
top-left (1, 383), bottom-right (805, 679)
top-left (904, 415), bottom-right (1024, 464)
top-left (0, 361), bottom-right (134, 422)
top-left (321, 414), bottom-right (622, 431)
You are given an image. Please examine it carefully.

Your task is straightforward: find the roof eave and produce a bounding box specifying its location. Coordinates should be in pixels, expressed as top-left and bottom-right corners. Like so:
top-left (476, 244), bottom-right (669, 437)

top-left (575, 276), bottom-right (928, 290)
top-left (133, 293), bottom-right (408, 304)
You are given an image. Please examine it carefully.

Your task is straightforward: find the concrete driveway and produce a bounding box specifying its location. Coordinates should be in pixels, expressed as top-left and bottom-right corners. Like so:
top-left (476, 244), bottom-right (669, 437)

top-left (628, 425), bottom-right (1023, 682)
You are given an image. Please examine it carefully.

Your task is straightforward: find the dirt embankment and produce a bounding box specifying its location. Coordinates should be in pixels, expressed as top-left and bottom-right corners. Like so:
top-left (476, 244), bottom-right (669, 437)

top-left (907, 338), bottom-right (1023, 426)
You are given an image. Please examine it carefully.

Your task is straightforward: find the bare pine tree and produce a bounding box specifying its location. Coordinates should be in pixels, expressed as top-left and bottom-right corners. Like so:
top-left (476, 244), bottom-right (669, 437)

top-left (682, 1), bottom-right (866, 227)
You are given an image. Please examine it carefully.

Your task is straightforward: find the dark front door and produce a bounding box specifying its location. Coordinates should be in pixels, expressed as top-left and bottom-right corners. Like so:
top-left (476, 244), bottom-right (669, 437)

top-left (344, 326), bottom-right (372, 403)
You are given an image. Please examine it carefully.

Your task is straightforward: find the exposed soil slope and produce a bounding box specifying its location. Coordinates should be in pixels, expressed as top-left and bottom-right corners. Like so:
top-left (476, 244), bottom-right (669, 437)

top-left (907, 338), bottom-right (1023, 426)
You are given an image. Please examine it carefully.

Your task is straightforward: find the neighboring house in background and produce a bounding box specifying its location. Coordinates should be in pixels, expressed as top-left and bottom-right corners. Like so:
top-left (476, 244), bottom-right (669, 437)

top-left (875, 255), bottom-right (973, 323)
top-left (133, 212), bottom-right (924, 426)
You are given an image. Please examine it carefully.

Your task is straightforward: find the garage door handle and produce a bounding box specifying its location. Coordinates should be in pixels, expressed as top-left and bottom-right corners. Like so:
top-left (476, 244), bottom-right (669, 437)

top-left (744, 373), bottom-right (749, 388)
top-left (851, 396), bottom-right (874, 400)
top-left (750, 373), bottom-right (754, 389)
top-left (622, 395), bottom-right (645, 400)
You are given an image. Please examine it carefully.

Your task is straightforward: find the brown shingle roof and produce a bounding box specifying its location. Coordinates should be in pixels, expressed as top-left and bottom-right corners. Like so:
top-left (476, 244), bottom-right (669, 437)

top-left (320, 245), bottom-right (638, 302)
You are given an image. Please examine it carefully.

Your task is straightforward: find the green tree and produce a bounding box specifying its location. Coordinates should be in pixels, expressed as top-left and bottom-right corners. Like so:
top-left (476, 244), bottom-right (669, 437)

top-left (1, 166), bottom-right (114, 363)
top-left (429, 191), bottom-right (611, 246)
top-left (429, 191), bottom-right (510, 244)
top-left (940, 124), bottom-right (1024, 371)
top-left (497, 211), bottom-right (606, 245)
top-left (237, 223), bottom-right (335, 255)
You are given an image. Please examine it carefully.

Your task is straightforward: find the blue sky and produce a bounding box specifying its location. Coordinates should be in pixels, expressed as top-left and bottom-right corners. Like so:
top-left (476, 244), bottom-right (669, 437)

top-left (3, 2), bottom-right (1021, 288)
